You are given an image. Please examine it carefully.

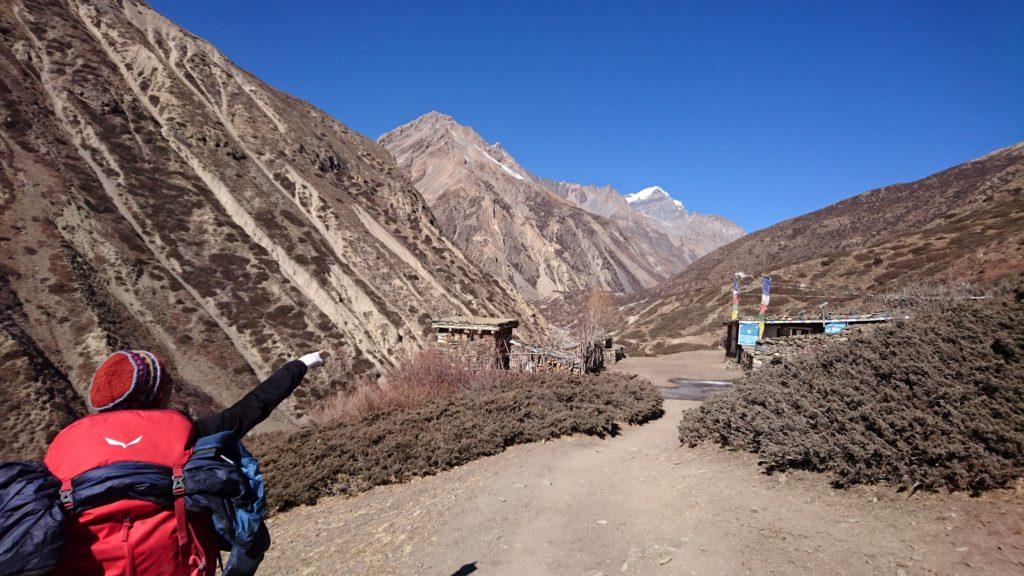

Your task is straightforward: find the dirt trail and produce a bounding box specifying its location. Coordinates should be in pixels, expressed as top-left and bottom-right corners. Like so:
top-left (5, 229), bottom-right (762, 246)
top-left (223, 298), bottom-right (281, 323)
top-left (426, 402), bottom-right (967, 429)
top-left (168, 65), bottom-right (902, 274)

top-left (262, 354), bottom-right (1024, 575)
top-left (610, 349), bottom-right (740, 387)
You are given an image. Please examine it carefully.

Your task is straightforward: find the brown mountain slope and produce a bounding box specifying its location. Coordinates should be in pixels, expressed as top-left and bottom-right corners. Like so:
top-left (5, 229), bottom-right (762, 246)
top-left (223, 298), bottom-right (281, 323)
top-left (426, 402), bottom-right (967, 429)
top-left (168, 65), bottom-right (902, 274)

top-left (621, 143), bottom-right (1024, 354)
top-left (380, 112), bottom-right (694, 301)
top-left (0, 0), bottom-right (540, 458)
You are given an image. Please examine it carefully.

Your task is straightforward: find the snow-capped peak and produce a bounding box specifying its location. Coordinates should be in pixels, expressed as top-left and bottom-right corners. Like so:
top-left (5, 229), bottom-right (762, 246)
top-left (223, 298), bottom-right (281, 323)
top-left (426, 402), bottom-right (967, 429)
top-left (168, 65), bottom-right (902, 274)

top-left (627, 186), bottom-right (683, 209)
top-left (625, 186), bottom-right (669, 203)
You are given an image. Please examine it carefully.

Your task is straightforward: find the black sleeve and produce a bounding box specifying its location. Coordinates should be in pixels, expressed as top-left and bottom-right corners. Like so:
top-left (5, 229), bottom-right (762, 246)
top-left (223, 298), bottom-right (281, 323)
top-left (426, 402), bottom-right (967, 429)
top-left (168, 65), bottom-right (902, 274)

top-left (195, 360), bottom-right (308, 438)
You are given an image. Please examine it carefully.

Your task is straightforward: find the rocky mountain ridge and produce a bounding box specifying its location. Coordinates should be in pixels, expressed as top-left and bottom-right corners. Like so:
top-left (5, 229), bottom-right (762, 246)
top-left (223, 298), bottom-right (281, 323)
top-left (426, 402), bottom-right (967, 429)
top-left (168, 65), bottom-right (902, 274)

top-left (626, 185), bottom-right (744, 255)
top-left (380, 112), bottom-right (742, 301)
top-left (380, 112), bottom-right (678, 300)
top-left (539, 179), bottom-right (704, 273)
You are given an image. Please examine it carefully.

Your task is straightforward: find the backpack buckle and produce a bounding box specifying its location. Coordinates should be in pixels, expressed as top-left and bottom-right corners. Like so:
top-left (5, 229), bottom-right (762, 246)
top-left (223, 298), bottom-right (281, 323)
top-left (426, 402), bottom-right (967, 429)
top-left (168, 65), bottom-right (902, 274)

top-left (171, 474), bottom-right (185, 496)
top-left (59, 489), bottom-right (74, 510)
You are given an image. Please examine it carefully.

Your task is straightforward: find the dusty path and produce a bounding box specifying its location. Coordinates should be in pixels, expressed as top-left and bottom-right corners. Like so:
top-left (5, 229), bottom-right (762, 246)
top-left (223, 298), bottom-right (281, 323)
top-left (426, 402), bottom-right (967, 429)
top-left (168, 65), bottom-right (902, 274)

top-left (610, 349), bottom-right (740, 387)
top-left (262, 355), bottom-right (1024, 575)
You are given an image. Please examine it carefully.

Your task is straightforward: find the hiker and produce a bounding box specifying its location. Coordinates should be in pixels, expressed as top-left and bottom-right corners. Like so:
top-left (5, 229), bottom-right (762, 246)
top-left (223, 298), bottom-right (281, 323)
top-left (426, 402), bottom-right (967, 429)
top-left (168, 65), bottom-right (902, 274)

top-left (42, 349), bottom-right (327, 576)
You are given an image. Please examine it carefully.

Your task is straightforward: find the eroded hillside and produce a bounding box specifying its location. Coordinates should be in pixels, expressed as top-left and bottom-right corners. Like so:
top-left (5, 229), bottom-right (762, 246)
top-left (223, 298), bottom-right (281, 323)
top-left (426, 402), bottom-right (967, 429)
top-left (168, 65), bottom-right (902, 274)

top-left (0, 0), bottom-right (541, 457)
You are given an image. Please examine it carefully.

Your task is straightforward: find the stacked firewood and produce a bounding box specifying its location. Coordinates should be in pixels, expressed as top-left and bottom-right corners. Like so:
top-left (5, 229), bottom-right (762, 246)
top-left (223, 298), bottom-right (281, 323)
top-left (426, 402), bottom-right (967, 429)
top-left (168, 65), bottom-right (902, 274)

top-left (508, 351), bottom-right (582, 374)
top-left (506, 339), bottom-right (610, 374)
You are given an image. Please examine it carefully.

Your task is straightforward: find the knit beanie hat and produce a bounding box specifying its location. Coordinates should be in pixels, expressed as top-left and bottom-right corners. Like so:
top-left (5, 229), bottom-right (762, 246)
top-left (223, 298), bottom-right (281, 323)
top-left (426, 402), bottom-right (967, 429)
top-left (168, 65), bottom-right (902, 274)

top-left (89, 350), bottom-right (169, 412)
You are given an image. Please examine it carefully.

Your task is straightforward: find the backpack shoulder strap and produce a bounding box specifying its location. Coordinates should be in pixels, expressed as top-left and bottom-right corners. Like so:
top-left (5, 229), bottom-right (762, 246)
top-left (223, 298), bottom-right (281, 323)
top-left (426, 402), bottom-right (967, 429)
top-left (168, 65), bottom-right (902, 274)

top-left (173, 464), bottom-right (188, 563)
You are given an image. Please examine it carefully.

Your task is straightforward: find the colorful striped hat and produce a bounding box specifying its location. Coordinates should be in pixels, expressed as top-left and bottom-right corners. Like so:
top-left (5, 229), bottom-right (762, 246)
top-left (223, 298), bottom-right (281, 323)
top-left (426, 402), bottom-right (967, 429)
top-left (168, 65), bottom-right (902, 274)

top-left (89, 350), bottom-right (169, 412)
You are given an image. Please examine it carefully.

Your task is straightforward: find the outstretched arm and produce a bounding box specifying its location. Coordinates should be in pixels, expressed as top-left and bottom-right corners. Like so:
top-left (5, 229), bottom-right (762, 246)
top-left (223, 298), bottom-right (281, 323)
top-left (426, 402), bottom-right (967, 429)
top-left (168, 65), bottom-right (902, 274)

top-left (195, 351), bottom-right (326, 438)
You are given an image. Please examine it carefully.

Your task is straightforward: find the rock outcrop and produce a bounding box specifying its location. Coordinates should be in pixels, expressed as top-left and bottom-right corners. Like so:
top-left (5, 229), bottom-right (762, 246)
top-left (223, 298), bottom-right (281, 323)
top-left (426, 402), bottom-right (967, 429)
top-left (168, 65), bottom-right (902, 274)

top-left (0, 0), bottom-right (541, 457)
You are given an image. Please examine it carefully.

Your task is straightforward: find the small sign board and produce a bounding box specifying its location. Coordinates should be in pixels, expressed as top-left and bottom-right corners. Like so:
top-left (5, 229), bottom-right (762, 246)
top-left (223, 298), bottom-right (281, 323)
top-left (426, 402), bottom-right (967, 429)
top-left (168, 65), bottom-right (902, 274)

top-left (824, 322), bottom-right (847, 334)
top-left (738, 321), bottom-right (759, 346)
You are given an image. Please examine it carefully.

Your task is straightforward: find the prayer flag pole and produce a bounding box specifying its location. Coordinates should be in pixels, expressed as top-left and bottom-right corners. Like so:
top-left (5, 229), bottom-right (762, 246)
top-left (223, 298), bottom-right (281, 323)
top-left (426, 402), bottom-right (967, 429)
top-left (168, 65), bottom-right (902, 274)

top-left (731, 274), bottom-right (741, 320)
top-left (758, 275), bottom-right (771, 339)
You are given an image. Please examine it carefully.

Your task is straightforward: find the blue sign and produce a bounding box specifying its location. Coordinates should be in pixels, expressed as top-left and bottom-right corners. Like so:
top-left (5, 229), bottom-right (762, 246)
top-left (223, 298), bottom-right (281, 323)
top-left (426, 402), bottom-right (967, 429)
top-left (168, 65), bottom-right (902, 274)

top-left (738, 322), bottom-right (759, 346)
top-left (824, 322), bottom-right (847, 334)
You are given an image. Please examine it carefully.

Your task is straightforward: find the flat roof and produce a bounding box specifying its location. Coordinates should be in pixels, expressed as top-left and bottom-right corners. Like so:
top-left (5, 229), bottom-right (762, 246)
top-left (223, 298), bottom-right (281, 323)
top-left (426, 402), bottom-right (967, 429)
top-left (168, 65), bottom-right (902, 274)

top-left (722, 315), bottom-right (893, 326)
top-left (431, 316), bottom-right (519, 330)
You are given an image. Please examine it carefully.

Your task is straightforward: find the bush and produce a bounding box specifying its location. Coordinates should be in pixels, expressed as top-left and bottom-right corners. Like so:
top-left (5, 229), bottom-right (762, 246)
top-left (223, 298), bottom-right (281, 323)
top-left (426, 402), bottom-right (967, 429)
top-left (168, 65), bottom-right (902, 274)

top-left (254, 372), bottom-right (663, 512)
top-left (311, 347), bottom-right (510, 424)
top-left (679, 290), bottom-right (1024, 493)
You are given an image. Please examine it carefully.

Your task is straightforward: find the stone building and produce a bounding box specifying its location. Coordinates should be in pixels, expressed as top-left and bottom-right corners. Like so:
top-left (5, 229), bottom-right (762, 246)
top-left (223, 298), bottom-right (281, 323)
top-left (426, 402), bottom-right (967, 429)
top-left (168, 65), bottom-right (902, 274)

top-left (722, 314), bottom-right (893, 359)
top-left (430, 316), bottom-right (519, 369)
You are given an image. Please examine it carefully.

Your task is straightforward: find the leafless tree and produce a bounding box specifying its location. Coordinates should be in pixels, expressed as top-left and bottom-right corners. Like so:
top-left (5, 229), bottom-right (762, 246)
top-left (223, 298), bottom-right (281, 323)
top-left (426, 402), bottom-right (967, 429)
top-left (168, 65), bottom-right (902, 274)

top-left (580, 290), bottom-right (624, 341)
top-left (572, 290), bottom-right (625, 372)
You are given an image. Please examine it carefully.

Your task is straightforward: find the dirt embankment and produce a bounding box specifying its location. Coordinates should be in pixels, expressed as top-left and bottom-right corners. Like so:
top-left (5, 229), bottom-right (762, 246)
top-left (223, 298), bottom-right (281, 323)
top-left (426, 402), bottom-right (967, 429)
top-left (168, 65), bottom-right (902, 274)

top-left (252, 372), bottom-right (663, 512)
top-left (680, 292), bottom-right (1024, 492)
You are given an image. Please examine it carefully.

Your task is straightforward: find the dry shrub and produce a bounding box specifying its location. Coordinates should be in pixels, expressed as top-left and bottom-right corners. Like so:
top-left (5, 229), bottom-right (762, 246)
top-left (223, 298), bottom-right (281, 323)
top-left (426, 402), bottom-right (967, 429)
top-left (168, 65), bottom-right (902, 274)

top-left (311, 347), bottom-right (510, 424)
top-left (680, 287), bottom-right (1024, 493)
top-left (876, 280), bottom-right (1014, 316)
top-left (311, 374), bottom-right (380, 423)
top-left (252, 372), bottom-right (663, 512)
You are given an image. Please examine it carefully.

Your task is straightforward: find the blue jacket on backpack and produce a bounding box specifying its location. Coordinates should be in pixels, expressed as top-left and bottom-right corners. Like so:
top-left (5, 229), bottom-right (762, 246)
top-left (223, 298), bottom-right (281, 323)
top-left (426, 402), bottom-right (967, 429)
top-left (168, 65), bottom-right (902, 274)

top-left (0, 462), bottom-right (65, 576)
top-left (185, 431), bottom-right (270, 575)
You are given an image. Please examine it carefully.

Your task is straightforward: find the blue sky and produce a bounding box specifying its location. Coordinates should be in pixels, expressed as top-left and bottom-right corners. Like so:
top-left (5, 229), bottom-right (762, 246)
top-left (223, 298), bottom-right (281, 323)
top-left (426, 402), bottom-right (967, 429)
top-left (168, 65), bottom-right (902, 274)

top-left (149, 0), bottom-right (1023, 232)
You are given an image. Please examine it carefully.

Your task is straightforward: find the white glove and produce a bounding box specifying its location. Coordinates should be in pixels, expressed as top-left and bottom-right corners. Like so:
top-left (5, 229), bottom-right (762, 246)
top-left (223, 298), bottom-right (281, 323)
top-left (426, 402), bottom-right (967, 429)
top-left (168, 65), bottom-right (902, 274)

top-left (299, 350), bottom-right (326, 368)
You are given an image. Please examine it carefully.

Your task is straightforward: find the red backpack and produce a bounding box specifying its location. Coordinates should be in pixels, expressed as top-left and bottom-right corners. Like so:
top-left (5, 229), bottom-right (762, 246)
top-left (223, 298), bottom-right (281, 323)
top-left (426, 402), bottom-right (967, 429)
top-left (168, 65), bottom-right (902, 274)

top-left (44, 410), bottom-right (217, 576)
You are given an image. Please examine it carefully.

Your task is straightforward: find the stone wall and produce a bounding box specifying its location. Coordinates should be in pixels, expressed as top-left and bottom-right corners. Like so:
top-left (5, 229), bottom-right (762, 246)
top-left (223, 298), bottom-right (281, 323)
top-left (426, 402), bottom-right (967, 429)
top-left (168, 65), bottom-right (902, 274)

top-left (740, 325), bottom-right (877, 371)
